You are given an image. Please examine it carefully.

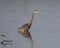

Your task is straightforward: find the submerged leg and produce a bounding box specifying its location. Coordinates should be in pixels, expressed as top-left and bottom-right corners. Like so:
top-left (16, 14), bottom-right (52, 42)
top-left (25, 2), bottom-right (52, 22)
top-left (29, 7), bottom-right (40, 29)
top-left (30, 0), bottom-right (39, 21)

top-left (23, 31), bottom-right (33, 48)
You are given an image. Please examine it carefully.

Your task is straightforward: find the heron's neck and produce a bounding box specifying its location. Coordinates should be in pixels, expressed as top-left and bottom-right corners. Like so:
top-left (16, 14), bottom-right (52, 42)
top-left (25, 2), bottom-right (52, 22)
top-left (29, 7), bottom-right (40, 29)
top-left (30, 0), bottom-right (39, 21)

top-left (28, 13), bottom-right (34, 25)
top-left (31, 13), bottom-right (34, 21)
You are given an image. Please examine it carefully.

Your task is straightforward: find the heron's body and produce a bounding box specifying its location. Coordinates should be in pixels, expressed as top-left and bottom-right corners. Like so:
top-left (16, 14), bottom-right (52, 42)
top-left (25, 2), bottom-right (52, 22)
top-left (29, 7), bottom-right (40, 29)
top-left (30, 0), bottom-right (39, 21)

top-left (18, 24), bottom-right (32, 40)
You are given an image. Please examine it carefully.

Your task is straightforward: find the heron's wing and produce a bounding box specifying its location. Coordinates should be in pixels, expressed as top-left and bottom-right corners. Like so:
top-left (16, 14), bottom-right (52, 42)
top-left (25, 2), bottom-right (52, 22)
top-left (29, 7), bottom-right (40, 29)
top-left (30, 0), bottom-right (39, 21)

top-left (21, 23), bottom-right (32, 30)
top-left (21, 24), bottom-right (29, 28)
top-left (19, 23), bottom-right (30, 31)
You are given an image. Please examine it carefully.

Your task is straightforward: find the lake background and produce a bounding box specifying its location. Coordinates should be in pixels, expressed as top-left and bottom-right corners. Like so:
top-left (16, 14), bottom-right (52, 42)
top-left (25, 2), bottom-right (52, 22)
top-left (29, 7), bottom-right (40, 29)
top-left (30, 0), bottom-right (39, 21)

top-left (0, 0), bottom-right (60, 48)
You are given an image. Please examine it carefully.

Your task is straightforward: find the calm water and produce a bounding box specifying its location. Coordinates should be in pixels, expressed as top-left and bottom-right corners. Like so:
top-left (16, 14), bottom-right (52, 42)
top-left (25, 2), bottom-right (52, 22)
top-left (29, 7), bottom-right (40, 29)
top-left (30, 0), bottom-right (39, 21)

top-left (0, 0), bottom-right (60, 48)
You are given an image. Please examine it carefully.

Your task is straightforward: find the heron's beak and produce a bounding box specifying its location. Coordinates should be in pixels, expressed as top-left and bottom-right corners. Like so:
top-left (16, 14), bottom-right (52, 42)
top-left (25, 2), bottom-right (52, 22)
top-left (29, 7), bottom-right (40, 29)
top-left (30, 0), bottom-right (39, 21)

top-left (34, 12), bottom-right (39, 16)
top-left (32, 10), bottom-right (40, 14)
top-left (33, 11), bottom-right (39, 14)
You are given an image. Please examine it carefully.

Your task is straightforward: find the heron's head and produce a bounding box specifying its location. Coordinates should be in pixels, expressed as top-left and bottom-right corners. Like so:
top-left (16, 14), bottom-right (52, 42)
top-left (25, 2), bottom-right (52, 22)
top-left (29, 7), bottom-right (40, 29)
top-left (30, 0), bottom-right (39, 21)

top-left (32, 10), bottom-right (39, 16)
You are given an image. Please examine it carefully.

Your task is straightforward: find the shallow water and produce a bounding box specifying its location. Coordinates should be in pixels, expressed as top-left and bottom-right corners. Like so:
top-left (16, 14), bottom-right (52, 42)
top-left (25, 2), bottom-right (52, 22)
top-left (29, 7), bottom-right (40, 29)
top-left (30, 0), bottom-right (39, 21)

top-left (0, 0), bottom-right (60, 48)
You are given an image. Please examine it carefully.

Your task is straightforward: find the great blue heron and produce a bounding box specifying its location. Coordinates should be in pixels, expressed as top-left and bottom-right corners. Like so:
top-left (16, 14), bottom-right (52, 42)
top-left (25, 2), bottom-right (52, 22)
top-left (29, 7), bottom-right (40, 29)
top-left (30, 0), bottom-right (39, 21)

top-left (18, 10), bottom-right (38, 48)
